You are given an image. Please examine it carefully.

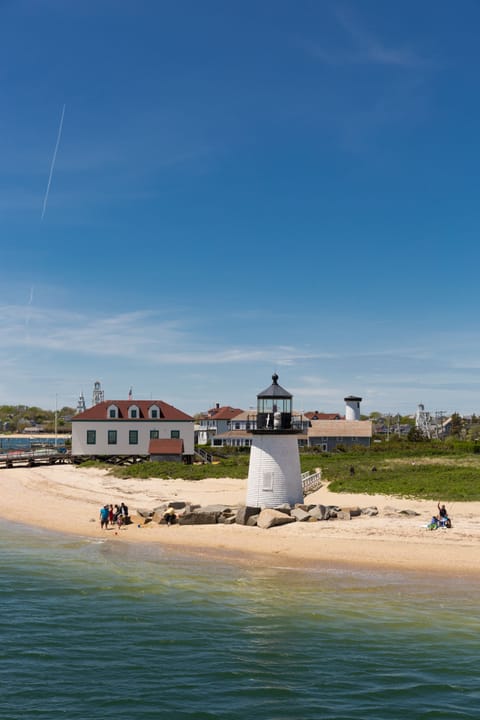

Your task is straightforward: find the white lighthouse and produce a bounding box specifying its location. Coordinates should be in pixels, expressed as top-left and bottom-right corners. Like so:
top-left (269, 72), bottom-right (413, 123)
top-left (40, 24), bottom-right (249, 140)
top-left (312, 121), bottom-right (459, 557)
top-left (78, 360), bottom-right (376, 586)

top-left (344, 395), bottom-right (362, 421)
top-left (246, 374), bottom-right (303, 509)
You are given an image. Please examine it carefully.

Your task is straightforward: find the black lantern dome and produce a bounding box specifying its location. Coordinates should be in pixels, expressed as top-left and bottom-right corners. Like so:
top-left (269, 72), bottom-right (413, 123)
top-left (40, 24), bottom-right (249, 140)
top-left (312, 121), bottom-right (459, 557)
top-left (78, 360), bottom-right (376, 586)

top-left (255, 373), bottom-right (294, 432)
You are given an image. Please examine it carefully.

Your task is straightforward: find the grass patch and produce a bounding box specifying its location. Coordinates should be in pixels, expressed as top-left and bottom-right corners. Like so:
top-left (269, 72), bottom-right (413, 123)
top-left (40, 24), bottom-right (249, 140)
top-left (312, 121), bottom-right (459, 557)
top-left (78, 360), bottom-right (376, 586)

top-left (108, 457), bottom-right (251, 481)
top-left (316, 452), bottom-right (480, 501)
top-left (76, 442), bottom-right (480, 501)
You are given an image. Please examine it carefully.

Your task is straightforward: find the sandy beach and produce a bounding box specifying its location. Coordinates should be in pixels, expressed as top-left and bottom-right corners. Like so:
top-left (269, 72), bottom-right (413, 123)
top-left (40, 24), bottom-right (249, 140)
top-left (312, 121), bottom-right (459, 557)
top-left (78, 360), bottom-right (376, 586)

top-left (0, 463), bottom-right (478, 577)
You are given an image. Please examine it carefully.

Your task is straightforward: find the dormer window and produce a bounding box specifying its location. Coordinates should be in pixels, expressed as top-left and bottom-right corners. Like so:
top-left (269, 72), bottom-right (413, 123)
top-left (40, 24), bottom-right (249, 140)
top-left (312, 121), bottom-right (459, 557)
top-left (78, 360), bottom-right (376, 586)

top-left (128, 405), bottom-right (139, 419)
top-left (149, 405), bottom-right (160, 419)
top-left (107, 404), bottom-right (119, 419)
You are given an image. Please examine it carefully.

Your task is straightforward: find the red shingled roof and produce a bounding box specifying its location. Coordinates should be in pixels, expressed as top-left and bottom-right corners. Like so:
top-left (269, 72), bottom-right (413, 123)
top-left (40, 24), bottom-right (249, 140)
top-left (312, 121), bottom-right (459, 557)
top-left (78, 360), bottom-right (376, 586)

top-left (209, 406), bottom-right (243, 420)
top-left (305, 411), bottom-right (343, 420)
top-left (74, 400), bottom-right (192, 422)
top-left (149, 439), bottom-right (184, 455)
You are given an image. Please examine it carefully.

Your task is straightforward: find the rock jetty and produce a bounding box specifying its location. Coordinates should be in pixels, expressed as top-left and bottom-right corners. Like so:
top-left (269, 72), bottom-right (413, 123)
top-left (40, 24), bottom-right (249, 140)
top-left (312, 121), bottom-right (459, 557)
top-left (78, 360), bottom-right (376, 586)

top-left (130, 501), bottom-right (380, 529)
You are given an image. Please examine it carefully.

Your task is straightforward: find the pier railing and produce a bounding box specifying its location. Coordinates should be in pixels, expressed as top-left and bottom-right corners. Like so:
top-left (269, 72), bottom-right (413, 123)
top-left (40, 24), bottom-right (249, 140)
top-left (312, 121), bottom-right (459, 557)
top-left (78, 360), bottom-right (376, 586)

top-left (0, 448), bottom-right (69, 468)
top-left (194, 447), bottom-right (215, 464)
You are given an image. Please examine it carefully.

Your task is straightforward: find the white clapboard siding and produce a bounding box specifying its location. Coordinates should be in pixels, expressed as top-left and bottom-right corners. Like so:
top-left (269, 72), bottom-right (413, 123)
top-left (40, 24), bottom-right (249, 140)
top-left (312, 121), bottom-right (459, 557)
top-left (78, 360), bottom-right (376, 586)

top-left (246, 435), bottom-right (303, 508)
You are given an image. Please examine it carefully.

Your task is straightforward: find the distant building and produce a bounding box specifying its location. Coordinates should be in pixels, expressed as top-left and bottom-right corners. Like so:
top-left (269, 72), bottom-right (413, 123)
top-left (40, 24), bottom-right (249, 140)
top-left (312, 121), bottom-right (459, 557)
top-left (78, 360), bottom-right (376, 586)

top-left (210, 395), bottom-right (371, 451)
top-left (305, 411), bottom-right (342, 421)
top-left (76, 392), bottom-right (86, 414)
top-left (213, 410), bottom-right (310, 448)
top-left (307, 419), bottom-right (373, 450)
top-left (197, 405), bottom-right (244, 445)
top-left (415, 404), bottom-right (449, 439)
top-left (71, 400), bottom-right (194, 461)
top-left (344, 395), bottom-right (362, 421)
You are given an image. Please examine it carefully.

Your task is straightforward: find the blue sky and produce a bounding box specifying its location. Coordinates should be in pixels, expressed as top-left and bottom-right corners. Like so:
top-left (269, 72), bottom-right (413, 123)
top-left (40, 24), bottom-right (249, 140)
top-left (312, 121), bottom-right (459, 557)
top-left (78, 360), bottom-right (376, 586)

top-left (1, 0), bottom-right (480, 416)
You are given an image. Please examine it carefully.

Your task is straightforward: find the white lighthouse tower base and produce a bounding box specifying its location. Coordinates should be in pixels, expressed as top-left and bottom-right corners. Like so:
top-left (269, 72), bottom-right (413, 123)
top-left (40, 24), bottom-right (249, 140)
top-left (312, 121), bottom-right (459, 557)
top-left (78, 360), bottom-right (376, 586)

top-left (246, 435), bottom-right (303, 508)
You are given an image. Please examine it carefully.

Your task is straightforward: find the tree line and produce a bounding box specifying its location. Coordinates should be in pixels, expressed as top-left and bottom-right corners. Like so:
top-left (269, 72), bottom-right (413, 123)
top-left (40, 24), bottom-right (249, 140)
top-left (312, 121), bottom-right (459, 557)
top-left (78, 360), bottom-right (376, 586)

top-left (0, 405), bottom-right (76, 434)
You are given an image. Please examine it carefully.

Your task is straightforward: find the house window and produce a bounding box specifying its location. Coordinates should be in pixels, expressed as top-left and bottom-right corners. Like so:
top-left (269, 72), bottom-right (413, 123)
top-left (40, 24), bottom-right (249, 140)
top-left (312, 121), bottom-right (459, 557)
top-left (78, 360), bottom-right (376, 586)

top-left (131, 409), bottom-right (137, 419)
top-left (109, 409), bottom-right (116, 419)
top-left (129, 430), bottom-right (138, 445)
top-left (171, 430), bottom-right (180, 439)
top-left (86, 430), bottom-right (96, 445)
top-left (150, 430), bottom-right (159, 439)
top-left (108, 430), bottom-right (117, 445)
top-left (151, 409), bottom-right (158, 418)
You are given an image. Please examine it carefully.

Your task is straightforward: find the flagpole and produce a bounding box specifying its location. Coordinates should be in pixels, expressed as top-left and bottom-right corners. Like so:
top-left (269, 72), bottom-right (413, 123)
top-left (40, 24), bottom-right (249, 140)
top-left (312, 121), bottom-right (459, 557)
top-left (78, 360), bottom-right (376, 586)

top-left (54, 393), bottom-right (58, 448)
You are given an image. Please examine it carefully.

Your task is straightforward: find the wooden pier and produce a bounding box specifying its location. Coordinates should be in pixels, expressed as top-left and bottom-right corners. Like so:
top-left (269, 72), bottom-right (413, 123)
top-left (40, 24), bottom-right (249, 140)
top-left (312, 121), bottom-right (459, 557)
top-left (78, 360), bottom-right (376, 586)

top-left (0, 448), bottom-right (70, 469)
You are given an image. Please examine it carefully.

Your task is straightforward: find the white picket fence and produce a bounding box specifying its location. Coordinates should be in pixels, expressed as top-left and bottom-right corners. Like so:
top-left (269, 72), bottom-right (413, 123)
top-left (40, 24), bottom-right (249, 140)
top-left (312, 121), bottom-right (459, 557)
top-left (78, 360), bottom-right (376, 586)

top-left (301, 468), bottom-right (322, 495)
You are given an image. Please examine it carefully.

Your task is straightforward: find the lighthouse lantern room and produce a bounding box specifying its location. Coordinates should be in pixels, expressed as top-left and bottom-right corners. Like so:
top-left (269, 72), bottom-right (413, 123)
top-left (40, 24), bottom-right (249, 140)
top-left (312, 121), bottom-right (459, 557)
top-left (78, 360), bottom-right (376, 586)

top-left (246, 374), bottom-right (303, 509)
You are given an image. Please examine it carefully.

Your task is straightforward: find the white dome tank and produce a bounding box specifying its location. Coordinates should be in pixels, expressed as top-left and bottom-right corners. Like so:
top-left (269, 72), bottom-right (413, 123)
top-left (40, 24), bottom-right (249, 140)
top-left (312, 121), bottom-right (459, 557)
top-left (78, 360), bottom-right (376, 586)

top-left (344, 395), bottom-right (362, 421)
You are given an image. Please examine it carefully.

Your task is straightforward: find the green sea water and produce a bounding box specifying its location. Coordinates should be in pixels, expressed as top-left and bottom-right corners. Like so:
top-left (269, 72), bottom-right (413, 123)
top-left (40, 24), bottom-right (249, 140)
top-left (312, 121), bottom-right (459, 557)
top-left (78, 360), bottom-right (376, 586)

top-left (0, 518), bottom-right (479, 719)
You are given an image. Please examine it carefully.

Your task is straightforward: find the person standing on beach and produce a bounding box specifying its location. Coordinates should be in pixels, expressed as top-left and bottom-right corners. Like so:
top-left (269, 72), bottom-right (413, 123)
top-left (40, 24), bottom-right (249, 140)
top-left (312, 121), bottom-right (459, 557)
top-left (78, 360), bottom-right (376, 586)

top-left (100, 505), bottom-right (109, 529)
top-left (108, 504), bottom-right (114, 526)
top-left (121, 502), bottom-right (128, 518)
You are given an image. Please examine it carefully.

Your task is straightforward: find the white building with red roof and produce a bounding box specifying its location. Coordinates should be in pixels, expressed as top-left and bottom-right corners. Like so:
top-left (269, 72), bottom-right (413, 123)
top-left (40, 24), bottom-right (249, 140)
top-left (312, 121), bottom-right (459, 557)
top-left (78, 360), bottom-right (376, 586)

top-left (72, 400), bottom-right (194, 462)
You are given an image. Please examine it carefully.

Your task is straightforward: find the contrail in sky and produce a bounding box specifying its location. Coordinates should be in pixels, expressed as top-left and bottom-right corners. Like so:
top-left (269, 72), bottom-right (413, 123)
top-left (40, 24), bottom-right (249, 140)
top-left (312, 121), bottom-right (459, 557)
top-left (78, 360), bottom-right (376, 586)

top-left (41, 104), bottom-right (66, 220)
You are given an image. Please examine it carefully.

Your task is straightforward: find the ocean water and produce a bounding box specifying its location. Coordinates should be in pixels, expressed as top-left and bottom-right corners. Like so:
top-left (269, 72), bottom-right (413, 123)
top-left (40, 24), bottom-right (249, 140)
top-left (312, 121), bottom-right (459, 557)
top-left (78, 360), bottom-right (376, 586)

top-left (0, 437), bottom-right (67, 451)
top-left (1, 520), bottom-right (479, 719)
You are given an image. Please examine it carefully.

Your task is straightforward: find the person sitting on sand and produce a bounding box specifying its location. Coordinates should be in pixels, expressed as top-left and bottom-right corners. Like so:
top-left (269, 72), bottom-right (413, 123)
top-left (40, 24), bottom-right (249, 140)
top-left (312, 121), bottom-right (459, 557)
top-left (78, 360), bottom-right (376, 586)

top-left (163, 506), bottom-right (177, 526)
top-left (437, 502), bottom-right (452, 528)
top-left (438, 502), bottom-right (448, 519)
